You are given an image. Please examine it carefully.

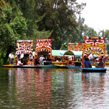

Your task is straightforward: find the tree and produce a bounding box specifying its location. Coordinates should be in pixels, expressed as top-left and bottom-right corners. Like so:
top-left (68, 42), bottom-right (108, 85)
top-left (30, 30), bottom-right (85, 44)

top-left (0, 5), bottom-right (27, 64)
top-left (84, 26), bottom-right (97, 36)
top-left (0, 0), bottom-right (7, 7)
top-left (104, 30), bottom-right (109, 42)
top-left (35, 0), bottom-right (86, 49)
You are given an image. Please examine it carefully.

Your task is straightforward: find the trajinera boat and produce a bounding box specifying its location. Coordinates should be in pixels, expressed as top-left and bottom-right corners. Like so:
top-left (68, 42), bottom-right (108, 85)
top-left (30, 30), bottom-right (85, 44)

top-left (81, 36), bottom-right (107, 72)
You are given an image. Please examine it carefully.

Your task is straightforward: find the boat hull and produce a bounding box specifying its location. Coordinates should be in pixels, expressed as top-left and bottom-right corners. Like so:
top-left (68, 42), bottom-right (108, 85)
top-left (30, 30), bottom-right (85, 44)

top-left (54, 64), bottom-right (67, 68)
top-left (66, 66), bottom-right (81, 69)
top-left (82, 68), bottom-right (107, 72)
top-left (2, 65), bottom-right (55, 68)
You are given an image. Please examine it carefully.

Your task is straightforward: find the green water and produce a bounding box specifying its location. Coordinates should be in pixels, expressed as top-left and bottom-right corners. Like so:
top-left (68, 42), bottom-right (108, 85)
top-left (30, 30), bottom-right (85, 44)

top-left (0, 67), bottom-right (108, 109)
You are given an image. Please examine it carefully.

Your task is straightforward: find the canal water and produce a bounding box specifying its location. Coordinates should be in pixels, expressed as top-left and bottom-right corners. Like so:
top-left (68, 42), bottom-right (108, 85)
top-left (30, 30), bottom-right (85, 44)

top-left (0, 67), bottom-right (109, 109)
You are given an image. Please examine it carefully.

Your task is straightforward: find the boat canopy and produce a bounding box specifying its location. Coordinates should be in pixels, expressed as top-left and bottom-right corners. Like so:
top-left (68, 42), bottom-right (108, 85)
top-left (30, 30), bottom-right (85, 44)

top-left (64, 50), bottom-right (74, 55)
top-left (35, 39), bottom-right (52, 58)
top-left (52, 50), bottom-right (82, 57)
top-left (72, 51), bottom-right (82, 57)
top-left (52, 50), bottom-right (66, 56)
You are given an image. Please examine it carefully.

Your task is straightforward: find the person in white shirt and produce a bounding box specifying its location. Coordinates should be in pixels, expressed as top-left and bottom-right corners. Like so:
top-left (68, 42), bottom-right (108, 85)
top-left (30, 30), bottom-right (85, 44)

top-left (9, 52), bottom-right (14, 64)
top-left (20, 51), bottom-right (24, 63)
top-left (88, 53), bottom-right (93, 62)
top-left (39, 55), bottom-right (45, 65)
top-left (17, 59), bottom-right (23, 66)
top-left (29, 52), bottom-right (33, 61)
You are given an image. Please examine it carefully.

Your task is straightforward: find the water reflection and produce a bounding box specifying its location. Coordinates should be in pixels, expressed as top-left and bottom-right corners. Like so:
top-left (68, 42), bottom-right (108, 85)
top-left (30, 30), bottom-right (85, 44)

top-left (0, 68), bottom-right (109, 108)
top-left (51, 69), bottom-right (82, 108)
top-left (0, 68), bottom-right (16, 108)
top-left (34, 69), bottom-right (52, 108)
top-left (81, 72), bottom-right (105, 109)
top-left (15, 68), bottom-right (82, 108)
top-left (15, 68), bottom-right (52, 108)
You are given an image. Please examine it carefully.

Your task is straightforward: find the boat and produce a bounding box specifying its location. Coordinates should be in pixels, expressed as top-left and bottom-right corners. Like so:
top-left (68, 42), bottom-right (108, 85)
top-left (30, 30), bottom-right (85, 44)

top-left (2, 64), bottom-right (56, 68)
top-left (35, 39), bottom-right (52, 65)
top-left (16, 40), bottom-right (34, 65)
top-left (82, 68), bottom-right (107, 72)
top-left (2, 64), bottom-right (82, 69)
top-left (54, 64), bottom-right (67, 68)
top-left (81, 36), bottom-right (107, 72)
top-left (66, 65), bottom-right (81, 69)
top-left (105, 62), bottom-right (109, 65)
top-left (68, 43), bottom-right (84, 66)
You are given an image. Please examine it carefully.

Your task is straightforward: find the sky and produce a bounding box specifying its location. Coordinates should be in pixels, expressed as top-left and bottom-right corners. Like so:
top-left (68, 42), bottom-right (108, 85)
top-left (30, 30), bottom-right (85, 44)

top-left (77, 0), bottom-right (109, 32)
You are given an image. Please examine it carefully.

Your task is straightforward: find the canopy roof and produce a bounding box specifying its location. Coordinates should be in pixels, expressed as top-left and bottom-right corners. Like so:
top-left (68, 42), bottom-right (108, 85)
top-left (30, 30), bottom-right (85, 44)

top-left (52, 50), bottom-right (82, 57)
top-left (64, 51), bottom-right (74, 55)
top-left (52, 50), bottom-right (66, 56)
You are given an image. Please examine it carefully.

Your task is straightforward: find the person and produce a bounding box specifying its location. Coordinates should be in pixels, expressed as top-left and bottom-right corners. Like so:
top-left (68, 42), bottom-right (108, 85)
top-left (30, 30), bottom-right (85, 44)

top-left (8, 52), bottom-right (14, 64)
top-left (88, 53), bottom-right (93, 62)
top-left (35, 58), bottom-right (40, 65)
top-left (17, 59), bottom-right (23, 66)
top-left (15, 55), bottom-right (18, 65)
top-left (84, 57), bottom-right (92, 68)
top-left (97, 58), bottom-right (103, 68)
top-left (20, 51), bottom-right (24, 63)
top-left (39, 55), bottom-right (45, 65)
top-left (29, 52), bottom-right (33, 61)
top-left (18, 52), bottom-right (21, 59)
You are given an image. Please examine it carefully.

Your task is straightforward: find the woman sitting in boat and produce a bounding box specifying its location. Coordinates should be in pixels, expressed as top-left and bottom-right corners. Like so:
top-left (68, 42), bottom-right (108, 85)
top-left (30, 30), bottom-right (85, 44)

top-left (84, 57), bottom-right (92, 68)
top-left (96, 58), bottom-right (103, 68)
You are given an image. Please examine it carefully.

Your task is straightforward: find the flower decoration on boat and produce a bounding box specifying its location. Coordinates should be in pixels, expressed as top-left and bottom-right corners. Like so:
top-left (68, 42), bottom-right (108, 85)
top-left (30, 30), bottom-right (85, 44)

top-left (68, 43), bottom-right (84, 51)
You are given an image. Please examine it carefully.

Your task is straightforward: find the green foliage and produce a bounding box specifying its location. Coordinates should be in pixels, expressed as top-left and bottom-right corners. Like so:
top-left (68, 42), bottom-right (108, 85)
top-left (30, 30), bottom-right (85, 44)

top-left (0, 5), bottom-right (27, 47)
top-left (107, 44), bottom-right (109, 53)
top-left (35, 0), bottom-right (86, 49)
top-left (0, 4), bottom-right (27, 64)
top-left (11, 11), bottom-right (27, 38)
top-left (104, 30), bottom-right (109, 42)
top-left (84, 26), bottom-right (97, 36)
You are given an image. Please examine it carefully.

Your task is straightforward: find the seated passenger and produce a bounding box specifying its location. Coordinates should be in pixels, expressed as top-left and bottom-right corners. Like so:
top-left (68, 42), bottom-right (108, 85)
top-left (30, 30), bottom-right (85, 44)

top-left (29, 52), bottom-right (33, 61)
top-left (17, 59), bottom-right (23, 66)
top-left (97, 59), bottom-right (103, 68)
top-left (84, 58), bottom-right (92, 68)
top-left (35, 58), bottom-right (39, 65)
top-left (39, 55), bottom-right (45, 65)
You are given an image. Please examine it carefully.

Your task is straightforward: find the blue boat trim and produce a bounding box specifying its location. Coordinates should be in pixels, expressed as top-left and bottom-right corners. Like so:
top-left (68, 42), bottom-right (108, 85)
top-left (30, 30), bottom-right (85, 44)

top-left (82, 68), bottom-right (107, 72)
top-left (66, 66), bottom-right (81, 69)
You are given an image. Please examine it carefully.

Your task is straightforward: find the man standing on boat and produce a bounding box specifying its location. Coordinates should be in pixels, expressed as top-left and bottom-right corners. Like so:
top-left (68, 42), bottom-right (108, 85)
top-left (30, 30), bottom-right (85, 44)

top-left (9, 52), bottom-right (14, 64)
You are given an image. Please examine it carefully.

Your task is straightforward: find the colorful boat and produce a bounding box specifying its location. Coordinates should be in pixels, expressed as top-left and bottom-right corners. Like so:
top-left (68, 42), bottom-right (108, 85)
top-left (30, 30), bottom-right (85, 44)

top-left (66, 65), bottom-right (81, 69)
top-left (16, 40), bottom-right (34, 65)
top-left (68, 43), bottom-right (84, 66)
top-left (35, 39), bottom-right (52, 65)
top-left (54, 64), bottom-right (67, 68)
top-left (2, 64), bottom-right (56, 68)
top-left (82, 36), bottom-right (107, 72)
top-left (52, 50), bottom-right (82, 68)
top-left (82, 68), bottom-right (107, 72)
